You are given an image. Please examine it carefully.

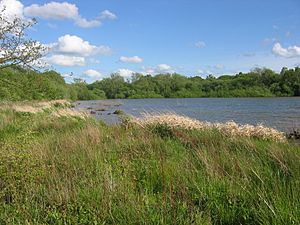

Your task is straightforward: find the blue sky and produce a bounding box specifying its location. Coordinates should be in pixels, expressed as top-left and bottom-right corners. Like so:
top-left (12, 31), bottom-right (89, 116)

top-left (1, 0), bottom-right (300, 82)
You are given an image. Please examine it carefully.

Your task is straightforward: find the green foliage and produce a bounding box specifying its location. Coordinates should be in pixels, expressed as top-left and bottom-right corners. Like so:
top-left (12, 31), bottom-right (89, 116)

top-left (0, 66), bottom-right (105, 101)
top-left (1, 66), bottom-right (300, 101)
top-left (113, 109), bottom-right (124, 115)
top-left (88, 67), bottom-right (300, 99)
top-left (0, 110), bottom-right (299, 224)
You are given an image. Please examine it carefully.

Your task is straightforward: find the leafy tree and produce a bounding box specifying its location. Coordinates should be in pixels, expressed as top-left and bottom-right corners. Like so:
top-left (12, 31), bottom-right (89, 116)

top-left (1, 66), bottom-right (300, 101)
top-left (0, 8), bottom-right (46, 69)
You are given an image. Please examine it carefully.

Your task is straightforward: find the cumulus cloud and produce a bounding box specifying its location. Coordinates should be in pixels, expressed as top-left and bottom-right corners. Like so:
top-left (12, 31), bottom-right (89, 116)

top-left (49, 35), bottom-right (112, 57)
top-left (75, 17), bottom-right (101, 28)
top-left (120, 56), bottom-right (143, 63)
top-left (22, 1), bottom-right (116, 28)
top-left (62, 73), bottom-right (73, 78)
top-left (117, 69), bottom-right (135, 78)
top-left (157, 64), bottom-right (172, 72)
top-left (141, 64), bottom-right (174, 75)
top-left (45, 35), bottom-right (112, 67)
top-left (195, 41), bottom-right (206, 48)
top-left (141, 67), bottom-right (155, 75)
top-left (84, 69), bottom-right (102, 78)
top-left (197, 69), bottom-right (212, 77)
top-left (0, 0), bottom-right (24, 19)
top-left (272, 42), bottom-right (300, 58)
top-left (24, 2), bottom-right (78, 20)
top-left (100, 10), bottom-right (117, 20)
top-left (47, 55), bottom-right (85, 66)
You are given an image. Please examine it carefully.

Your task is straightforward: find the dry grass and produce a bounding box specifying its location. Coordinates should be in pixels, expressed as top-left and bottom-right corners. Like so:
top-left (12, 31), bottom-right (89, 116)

top-left (0, 100), bottom-right (70, 113)
top-left (0, 100), bottom-right (88, 118)
top-left (51, 108), bottom-right (88, 119)
top-left (133, 113), bottom-right (286, 142)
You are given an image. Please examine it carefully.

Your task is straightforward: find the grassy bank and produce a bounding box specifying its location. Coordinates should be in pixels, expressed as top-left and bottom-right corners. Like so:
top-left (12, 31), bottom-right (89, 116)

top-left (0, 105), bottom-right (299, 224)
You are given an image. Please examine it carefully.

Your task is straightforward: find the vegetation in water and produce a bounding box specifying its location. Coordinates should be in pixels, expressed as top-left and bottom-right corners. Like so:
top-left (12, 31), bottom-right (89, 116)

top-left (113, 109), bottom-right (124, 115)
top-left (0, 104), bottom-right (299, 224)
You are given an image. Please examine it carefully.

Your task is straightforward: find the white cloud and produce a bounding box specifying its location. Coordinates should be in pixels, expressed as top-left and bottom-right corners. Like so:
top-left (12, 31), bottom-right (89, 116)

top-left (62, 73), bottom-right (73, 78)
top-left (195, 41), bottom-right (206, 48)
top-left (117, 69), bottom-right (135, 78)
top-left (46, 35), bottom-right (112, 67)
top-left (141, 64), bottom-right (174, 75)
top-left (120, 56), bottom-right (143, 63)
top-left (50, 35), bottom-right (112, 57)
top-left (197, 69), bottom-right (212, 77)
top-left (84, 69), bottom-right (102, 78)
top-left (75, 17), bottom-right (101, 28)
top-left (47, 55), bottom-right (85, 66)
top-left (272, 42), bottom-right (300, 58)
top-left (157, 64), bottom-right (172, 72)
top-left (141, 67), bottom-right (155, 75)
top-left (0, 0), bottom-right (24, 22)
top-left (24, 2), bottom-right (79, 20)
top-left (100, 10), bottom-right (117, 20)
top-left (23, 2), bottom-right (116, 28)
top-left (0, 0), bottom-right (24, 19)
top-left (89, 58), bottom-right (101, 64)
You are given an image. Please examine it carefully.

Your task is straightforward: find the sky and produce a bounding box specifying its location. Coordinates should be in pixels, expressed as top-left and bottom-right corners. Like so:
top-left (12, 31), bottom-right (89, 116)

top-left (1, 0), bottom-right (300, 82)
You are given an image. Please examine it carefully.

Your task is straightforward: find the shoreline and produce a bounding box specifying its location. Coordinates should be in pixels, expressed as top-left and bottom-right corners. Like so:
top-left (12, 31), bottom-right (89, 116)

top-left (0, 100), bottom-right (299, 143)
top-left (0, 104), bottom-right (299, 224)
top-left (73, 98), bottom-right (300, 132)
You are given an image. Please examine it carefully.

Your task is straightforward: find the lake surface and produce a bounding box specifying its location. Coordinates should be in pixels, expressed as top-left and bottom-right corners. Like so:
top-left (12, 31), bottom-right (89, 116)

top-left (75, 97), bottom-right (300, 132)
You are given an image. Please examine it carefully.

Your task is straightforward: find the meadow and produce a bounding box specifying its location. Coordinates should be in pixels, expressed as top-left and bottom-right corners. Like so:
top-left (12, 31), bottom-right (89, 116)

top-left (0, 102), bottom-right (299, 224)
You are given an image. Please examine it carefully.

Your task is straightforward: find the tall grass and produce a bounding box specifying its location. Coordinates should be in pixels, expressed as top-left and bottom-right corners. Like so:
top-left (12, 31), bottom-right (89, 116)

top-left (0, 108), bottom-right (299, 224)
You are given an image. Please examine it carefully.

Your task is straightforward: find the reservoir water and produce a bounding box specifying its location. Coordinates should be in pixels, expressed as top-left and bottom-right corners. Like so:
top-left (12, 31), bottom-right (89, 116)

top-left (75, 97), bottom-right (300, 132)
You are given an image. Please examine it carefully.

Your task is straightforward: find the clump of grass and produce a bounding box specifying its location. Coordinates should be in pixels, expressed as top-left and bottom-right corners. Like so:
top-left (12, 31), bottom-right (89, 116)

top-left (51, 108), bottom-right (88, 119)
top-left (133, 113), bottom-right (286, 142)
top-left (113, 109), bottom-right (124, 115)
top-left (287, 128), bottom-right (300, 140)
top-left (0, 108), bottom-right (299, 224)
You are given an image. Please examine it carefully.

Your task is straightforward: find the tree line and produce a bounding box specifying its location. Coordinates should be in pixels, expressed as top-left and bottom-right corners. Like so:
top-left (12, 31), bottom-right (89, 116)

top-left (0, 66), bottom-right (299, 101)
top-left (89, 67), bottom-right (300, 99)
